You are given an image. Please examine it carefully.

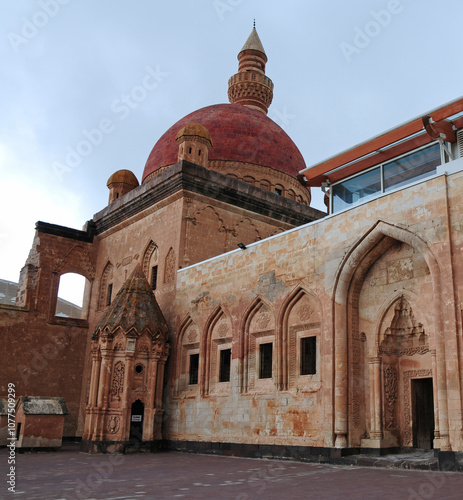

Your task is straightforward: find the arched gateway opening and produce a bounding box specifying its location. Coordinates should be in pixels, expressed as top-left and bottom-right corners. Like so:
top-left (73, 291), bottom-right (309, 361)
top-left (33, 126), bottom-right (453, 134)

top-left (332, 221), bottom-right (449, 452)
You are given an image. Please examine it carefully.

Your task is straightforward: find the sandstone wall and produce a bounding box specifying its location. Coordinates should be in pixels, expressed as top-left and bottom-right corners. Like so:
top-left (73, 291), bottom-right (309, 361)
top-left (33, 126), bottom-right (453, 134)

top-left (165, 169), bottom-right (463, 451)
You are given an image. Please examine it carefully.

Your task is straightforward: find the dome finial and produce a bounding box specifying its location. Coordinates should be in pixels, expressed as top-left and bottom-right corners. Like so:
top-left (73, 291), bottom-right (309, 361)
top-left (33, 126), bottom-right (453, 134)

top-left (227, 26), bottom-right (274, 114)
top-left (253, 19), bottom-right (256, 29)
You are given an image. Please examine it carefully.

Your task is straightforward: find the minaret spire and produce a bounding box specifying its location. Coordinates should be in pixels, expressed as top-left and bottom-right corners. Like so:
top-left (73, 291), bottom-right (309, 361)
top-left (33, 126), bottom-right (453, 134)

top-left (228, 26), bottom-right (274, 114)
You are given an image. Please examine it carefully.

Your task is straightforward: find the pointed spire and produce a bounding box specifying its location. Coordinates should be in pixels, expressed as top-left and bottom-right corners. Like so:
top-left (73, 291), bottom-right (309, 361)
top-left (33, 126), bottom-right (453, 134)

top-left (239, 26), bottom-right (266, 56)
top-left (94, 264), bottom-right (169, 340)
top-left (228, 27), bottom-right (274, 114)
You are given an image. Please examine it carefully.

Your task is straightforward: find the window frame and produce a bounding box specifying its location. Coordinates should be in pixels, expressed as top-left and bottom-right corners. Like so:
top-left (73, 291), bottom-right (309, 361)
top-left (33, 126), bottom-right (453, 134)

top-left (300, 336), bottom-right (317, 376)
top-left (151, 265), bottom-right (158, 291)
top-left (106, 283), bottom-right (113, 307)
top-left (218, 348), bottom-right (232, 383)
top-left (188, 352), bottom-right (199, 386)
top-left (259, 342), bottom-right (273, 379)
top-left (330, 142), bottom-right (442, 214)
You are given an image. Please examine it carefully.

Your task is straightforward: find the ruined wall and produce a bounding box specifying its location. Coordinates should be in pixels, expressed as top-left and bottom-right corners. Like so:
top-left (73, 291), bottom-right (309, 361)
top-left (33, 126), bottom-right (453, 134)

top-left (0, 230), bottom-right (97, 436)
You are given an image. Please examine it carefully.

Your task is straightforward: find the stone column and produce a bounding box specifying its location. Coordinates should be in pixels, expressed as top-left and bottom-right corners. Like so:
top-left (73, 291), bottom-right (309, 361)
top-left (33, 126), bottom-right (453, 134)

top-left (334, 300), bottom-right (348, 448)
top-left (89, 348), bottom-right (101, 408)
top-left (435, 337), bottom-right (451, 450)
top-left (153, 353), bottom-right (169, 440)
top-left (95, 344), bottom-right (113, 441)
top-left (119, 352), bottom-right (135, 442)
top-left (144, 352), bottom-right (160, 441)
top-left (431, 349), bottom-right (442, 443)
top-left (83, 347), bottom-right (101, 440)
top-left (369, 357), bottom-right (383, 441)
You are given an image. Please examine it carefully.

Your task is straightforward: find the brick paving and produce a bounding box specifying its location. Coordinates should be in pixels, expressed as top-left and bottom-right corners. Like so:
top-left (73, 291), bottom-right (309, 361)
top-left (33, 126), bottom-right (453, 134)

top-left (2, 444), bottom-right (463, 500)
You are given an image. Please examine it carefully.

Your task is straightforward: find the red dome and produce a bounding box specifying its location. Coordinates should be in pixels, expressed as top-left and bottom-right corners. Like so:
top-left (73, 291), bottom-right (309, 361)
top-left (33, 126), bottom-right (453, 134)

top-left (142, 104), bottom-right (306, 182)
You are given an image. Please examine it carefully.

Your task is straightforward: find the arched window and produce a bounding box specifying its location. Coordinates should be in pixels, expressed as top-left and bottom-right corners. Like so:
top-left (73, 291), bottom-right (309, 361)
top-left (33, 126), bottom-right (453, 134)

top-left (55, 273), bottom-right (89, 319)
top-left (203, 307), bottom-right (233, 396)
top-left (98, 262), bottom-right (114, 310)
top-left (260, 179), bottom-right (271, 191)
top-left (241, 298), bottom-right (276, 393)
top-left (175, 317), bottom-right (200, 396)
top-left (142, 241), bottom-right (159, 290)
top-left (281, 288), bottom-right (322, 391)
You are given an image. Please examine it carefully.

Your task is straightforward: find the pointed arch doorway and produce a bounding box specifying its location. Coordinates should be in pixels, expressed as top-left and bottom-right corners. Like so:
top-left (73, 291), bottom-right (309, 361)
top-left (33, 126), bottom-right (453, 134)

top-left (378, 296), bottom-right (434, 450)
top-left (332, 221), bottom-right (449, 452)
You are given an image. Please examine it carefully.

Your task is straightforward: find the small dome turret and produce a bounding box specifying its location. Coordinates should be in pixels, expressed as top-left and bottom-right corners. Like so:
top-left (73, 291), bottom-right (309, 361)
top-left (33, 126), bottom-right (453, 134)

top-left (106, 169), bottom-right (139, 205)
top-left (175, 122), bottom-right (213, 168)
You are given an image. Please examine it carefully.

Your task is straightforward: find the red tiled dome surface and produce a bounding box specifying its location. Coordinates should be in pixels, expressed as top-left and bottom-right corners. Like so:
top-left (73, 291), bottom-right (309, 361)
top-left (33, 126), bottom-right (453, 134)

top-left (142, 104), bottom-right (306, 182)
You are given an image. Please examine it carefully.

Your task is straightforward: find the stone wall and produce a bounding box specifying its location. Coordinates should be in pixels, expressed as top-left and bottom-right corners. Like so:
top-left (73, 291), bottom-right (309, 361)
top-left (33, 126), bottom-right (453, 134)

top-left (165, 169), bottom-right (463, 452)
top-left (0, 227), bottom-right (97, 436)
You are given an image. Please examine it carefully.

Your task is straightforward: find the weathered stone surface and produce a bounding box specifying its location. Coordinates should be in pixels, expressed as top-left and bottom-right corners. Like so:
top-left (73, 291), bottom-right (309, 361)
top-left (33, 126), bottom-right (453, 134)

top-left (20, 397), bottom-right (68, 415)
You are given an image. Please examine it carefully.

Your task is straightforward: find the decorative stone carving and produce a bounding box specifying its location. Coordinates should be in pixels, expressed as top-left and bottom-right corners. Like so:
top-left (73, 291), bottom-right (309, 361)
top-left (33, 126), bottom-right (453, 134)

top-left (384, 365), bottom-right (398, 428)
top-left (54, 244), bottom-right (96, 280)
top-left (256, 311), bottom-right (271, 330)
top-left (297, 303), bottom-right (314, 322)
top-left (114, 342), bottom-right (124, 351)
top-left (380, 297), bottom-right (428, 357)
top-left (164, 248), bottom-right (176, 283)
top-left (379, 345), bottom-right (430, 357)
top-left (122, 256), bottom-right (132, 267)
top-left (107, 415), bottom-right (120, 434)
top-left (110, 361), bottom-right (125, 401)
top-left (142, 241), bottom-right (158, 277)
top-left (138, 344), bottom-right (150, 353)
top-left (217, 323), bottom-right (229, 338)
top-left (187, 328), bottom-right (198, 343)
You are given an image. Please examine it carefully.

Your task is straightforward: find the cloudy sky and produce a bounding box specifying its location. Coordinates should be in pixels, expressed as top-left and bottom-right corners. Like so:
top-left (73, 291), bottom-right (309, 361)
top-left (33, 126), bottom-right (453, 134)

top-left (1, 0), bottom-right (463, 303)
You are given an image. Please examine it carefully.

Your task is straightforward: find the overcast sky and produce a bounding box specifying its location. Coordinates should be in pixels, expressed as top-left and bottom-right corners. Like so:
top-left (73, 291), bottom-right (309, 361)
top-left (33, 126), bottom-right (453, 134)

top-left (1, 0), bottom-right (463, 303)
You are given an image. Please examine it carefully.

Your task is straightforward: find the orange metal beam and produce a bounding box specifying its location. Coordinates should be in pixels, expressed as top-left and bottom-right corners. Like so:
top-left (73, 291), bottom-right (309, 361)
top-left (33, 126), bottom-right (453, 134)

top-left (302, 97), bottom-right (463, 186)
top-left (324, 133), bottom-right (431, 185)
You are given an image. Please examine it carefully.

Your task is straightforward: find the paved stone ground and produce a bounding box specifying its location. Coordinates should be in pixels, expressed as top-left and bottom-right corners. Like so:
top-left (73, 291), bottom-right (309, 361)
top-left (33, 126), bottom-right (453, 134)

top-left (2, 444), bottom-right (463, 499)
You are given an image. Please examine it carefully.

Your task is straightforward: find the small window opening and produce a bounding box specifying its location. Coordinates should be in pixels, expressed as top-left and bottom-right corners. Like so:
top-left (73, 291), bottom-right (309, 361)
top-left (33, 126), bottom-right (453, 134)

top-left (189, 353), bottom-right (199, 385)
top-left (259, 343), bottom-right (273, 379)
top-left (135, 364), bottom-right (144, 374)
top-left (219, 348), bottom-right (231, 383)
top-left (107, 283), bottom-right (113, 306)
top-left (151, 265), bottom-right (158, 290)
top-left (198, 149), bottom-right (202, 157)
top-left (55, 272), bottom-right (87, 319)
top-left (301, 337), bottom-right (316, 375)
top-left (188, 147), bottom-right (192, 155)
top-left (16, 423), bottom-right (22, 441)
top-left (116, 192), bottom-right (119, 199)
top-left (275, 188), bottom-right (282, 195)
